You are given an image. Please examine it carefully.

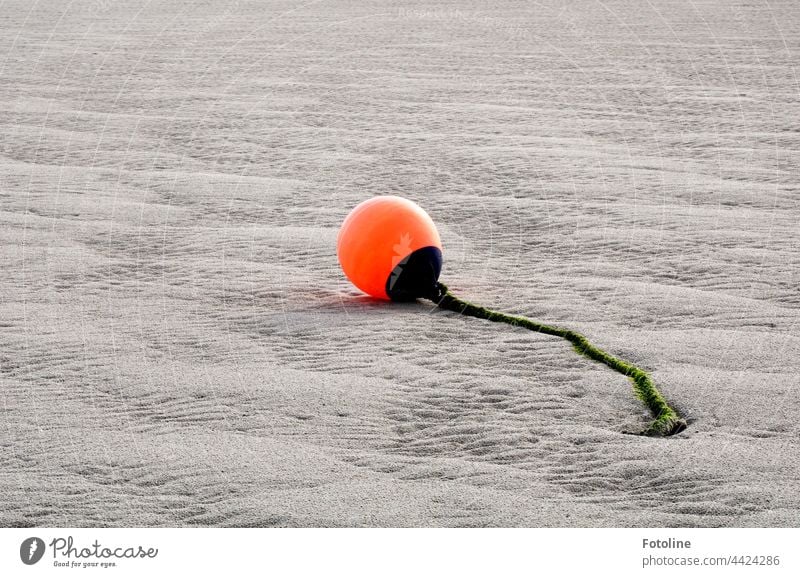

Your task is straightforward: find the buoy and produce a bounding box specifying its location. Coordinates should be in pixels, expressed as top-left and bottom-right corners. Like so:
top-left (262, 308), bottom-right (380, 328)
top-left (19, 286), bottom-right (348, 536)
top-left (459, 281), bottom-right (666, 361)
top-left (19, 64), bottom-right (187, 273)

top-left (336, 196), bottom-right (687, 436)
top-left (337, 195), bottom-right (442, 301)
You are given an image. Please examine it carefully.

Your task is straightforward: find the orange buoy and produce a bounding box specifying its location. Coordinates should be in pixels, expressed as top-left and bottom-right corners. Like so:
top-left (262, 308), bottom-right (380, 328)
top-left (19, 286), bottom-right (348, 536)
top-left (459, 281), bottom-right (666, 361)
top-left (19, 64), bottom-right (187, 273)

top-left (337, 196), bottom-right (442, 301)
top-left (335, 197), bottom-right (686, 436)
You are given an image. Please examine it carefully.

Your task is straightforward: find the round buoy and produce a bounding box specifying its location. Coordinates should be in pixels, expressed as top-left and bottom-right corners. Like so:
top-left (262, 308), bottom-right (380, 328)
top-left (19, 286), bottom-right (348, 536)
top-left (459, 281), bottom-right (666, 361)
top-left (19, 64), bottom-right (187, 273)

top-left (337, 196), bottom-right (442, 301)
top-left (335, 196), bottom-right (686, 436)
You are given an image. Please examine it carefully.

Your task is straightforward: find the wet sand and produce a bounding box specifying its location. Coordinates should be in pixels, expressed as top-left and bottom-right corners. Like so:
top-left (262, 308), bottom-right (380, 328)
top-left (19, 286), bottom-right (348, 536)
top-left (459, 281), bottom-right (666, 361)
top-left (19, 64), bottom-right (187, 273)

top-left (1, 0), bottom-right (799, 526)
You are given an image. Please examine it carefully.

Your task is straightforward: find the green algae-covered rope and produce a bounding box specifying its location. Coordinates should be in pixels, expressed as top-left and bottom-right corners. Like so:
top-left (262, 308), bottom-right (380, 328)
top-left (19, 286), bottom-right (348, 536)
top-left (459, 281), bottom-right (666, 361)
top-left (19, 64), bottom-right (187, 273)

top-left (426, 282), bottom-right (686, 437)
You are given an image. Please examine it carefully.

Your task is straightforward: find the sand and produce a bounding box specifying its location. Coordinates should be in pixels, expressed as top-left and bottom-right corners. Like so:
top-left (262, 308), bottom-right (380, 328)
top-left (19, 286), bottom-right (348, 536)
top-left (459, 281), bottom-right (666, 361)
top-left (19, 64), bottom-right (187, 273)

top-left (1, 0), bottom-right (799, 527)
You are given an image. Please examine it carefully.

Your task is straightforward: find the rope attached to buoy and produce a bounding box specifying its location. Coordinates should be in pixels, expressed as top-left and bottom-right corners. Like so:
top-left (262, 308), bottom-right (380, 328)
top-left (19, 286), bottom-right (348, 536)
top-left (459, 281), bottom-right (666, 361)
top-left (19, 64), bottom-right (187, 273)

top-left (425, 282), bottom-right (687, 437)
